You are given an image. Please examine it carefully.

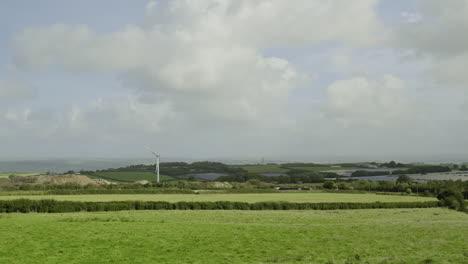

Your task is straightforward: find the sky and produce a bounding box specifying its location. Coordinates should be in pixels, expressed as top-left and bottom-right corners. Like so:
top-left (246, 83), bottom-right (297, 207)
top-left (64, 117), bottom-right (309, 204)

top-left (1, 0), bottom-right (468, 162)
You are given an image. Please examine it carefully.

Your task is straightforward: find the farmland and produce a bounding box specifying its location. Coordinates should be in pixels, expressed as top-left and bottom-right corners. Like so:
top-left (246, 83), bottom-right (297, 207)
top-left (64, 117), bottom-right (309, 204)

top-left (0, 208), bottom-right (466, 263)
top-left (0, 192), bottom-right (437, 203)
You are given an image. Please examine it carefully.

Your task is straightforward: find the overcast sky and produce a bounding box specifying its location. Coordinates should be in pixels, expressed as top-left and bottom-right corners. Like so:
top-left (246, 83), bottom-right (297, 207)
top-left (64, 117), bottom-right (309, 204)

top-left (0, 0), bottom-right (467, 161)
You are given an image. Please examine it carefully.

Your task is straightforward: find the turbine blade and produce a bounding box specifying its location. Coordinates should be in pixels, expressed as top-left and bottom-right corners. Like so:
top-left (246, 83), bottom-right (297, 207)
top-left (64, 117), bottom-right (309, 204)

top-left (144, 145), bottom-right (158, 156)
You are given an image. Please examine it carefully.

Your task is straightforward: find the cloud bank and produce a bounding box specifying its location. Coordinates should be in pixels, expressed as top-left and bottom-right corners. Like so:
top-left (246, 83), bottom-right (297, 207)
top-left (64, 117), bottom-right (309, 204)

top-left (1, 0), bottom-right (468, 160)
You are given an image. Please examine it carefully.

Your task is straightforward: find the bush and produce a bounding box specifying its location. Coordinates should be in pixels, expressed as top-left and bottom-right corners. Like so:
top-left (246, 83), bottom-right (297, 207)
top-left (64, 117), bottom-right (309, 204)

top-left (323, 181), bottom-right (336, 189)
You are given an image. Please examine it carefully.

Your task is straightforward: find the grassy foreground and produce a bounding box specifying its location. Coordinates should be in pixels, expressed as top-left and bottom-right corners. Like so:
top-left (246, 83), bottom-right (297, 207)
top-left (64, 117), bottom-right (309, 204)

top-left (0, 192), bottom-right (437, 203)
top-left (0, 208), bottom-right (466, 263)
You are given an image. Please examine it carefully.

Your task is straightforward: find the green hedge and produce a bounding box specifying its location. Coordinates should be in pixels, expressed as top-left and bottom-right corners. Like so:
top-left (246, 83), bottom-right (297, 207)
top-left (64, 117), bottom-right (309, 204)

top-left (0, 189), bottom-right (195, 196)
top-left (0, 199), bottom-right (442, 213)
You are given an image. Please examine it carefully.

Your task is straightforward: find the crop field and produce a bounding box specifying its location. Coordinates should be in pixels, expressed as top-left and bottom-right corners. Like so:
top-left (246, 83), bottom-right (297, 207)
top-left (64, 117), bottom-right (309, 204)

top-left (0, 192), bottom-right (437, 203)
top-left (0, 208), bottom-right (466, 263)
top-left (90, 171), bottom-right (175, 182)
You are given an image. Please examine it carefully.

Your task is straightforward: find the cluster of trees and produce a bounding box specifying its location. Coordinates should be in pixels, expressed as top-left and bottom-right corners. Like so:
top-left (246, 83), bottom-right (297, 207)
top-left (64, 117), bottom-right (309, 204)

top-left (379, 161), bottom-right (406, 168)
top-left (401, 165), bottom-right (451, 174)
top-left (436, 189), bottom-right (467, 212)
top-left (0, 199), bottom-right (441, 213)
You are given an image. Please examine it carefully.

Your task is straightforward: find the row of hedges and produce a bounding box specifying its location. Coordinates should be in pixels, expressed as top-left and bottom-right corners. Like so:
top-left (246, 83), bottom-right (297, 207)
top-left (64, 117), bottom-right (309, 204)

top-left (0, 199), bottom-right (442, 213)
top-left (43, 189), bottom-right (195, 195)
top-left (0, 189), bottom-right (195, 196)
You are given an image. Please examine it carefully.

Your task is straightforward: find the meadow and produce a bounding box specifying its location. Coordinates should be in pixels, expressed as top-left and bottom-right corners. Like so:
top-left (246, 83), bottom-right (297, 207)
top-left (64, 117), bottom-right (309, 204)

top-left (0, 192), bottom-right (437, 203)
top-left (0, 208), bottom-right (466, 263)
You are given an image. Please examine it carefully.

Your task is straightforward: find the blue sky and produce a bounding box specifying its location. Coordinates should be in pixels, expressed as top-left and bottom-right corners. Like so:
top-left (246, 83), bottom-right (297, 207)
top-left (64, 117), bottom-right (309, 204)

top-left (1, 0), bottom-right (467, 161)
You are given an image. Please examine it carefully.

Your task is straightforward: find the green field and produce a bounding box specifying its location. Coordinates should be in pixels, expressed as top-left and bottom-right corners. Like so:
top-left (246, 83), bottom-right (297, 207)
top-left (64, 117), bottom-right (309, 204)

top-left (290, 166), bottom-right (361, 172)
top-left (90, 171), bottom-right (175, 182)
top-left (0, 173), bottom-right (42, 178)
top-left (0, 193), bottom-right (437, 203)
top-left (239, 165), bottom-right (289, 173)
top-left (0, 208), bottom-right (465, 263)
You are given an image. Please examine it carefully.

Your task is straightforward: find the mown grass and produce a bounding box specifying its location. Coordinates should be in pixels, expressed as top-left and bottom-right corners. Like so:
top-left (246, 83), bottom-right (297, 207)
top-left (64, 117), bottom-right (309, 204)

top-left (0, 193), bottom-right (437, 203)
top-left (90, 171), bottom-right (175, 182)
top-left (0, 208), bottom-right (466, 263)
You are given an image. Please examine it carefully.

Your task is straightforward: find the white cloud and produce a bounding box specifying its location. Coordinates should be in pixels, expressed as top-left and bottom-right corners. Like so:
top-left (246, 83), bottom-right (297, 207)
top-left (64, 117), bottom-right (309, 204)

top-left (401, 12), bottom-right (423, 23)
top-left (0, 79), bottom-right (36, 102)
top-left (12, 1), bottom-right (468, 159)
top-left (394, 0), bottom-right (468, 89)
top-left (325, 75), bottom-right (419, 126)
top-left (11, 0), bottom-right (382, 124)
top-left (0, 96), bottom-right (175, 139)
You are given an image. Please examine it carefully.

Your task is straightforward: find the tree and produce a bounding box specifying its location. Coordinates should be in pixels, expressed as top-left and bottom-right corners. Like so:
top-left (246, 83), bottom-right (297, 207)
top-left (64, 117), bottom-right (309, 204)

top-left (397, 175), bottom-right (411, 183)
top-left (323, 181), bottom-right (336, 189)
top-left (437, 188), bottom-right (467, 212)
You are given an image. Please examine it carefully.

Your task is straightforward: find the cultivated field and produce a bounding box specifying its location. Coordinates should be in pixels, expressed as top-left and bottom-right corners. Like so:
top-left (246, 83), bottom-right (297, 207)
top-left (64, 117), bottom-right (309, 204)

top-left (0, 192), bottom-right (437, 203)
top-left (0, 208), bottom-right (465, 263)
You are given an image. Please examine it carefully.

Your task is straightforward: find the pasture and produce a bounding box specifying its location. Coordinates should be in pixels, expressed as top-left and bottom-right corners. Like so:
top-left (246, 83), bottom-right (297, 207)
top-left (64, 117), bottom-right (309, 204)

top-left (0, 192), bottom-right (437, 203)
top-left (90, 171), bottom-right (174, 182)
top-left (0, 208), bottom-right (466, 263)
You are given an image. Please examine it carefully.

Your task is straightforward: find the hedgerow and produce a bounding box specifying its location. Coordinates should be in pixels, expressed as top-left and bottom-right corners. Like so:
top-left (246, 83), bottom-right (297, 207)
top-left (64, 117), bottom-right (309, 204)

top-left (0, 199), bottom-right (442, 213)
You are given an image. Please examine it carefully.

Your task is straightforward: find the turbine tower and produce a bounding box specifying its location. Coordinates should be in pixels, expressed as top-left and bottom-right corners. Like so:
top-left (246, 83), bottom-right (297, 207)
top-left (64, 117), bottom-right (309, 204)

top-left (145, 146), bottom-right (160, 183)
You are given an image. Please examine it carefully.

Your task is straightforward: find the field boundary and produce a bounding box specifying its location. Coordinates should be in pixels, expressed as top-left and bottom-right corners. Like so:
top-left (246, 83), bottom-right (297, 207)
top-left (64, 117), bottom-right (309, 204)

top-left (0, 199), bottom-right (442, 213)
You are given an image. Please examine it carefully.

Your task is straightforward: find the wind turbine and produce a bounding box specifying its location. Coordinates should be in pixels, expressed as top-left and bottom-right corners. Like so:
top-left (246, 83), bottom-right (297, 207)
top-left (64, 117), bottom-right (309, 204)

top-left (145, 146), bottom-right (160, 183)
